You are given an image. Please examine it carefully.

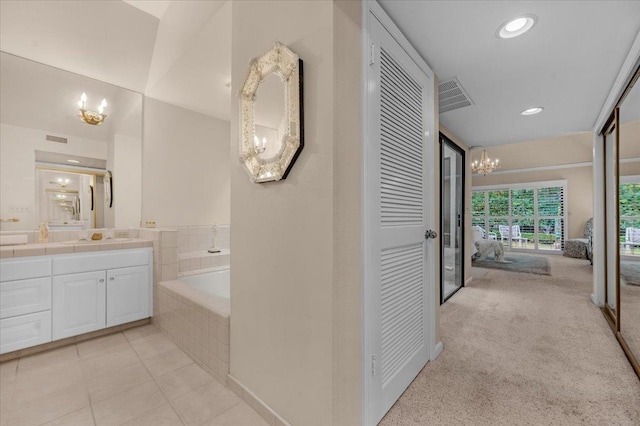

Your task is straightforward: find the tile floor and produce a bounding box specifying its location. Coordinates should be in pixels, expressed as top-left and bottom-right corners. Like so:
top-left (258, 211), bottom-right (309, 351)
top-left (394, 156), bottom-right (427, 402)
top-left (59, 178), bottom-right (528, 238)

top-left (0, 325), bottom-right (268, 426)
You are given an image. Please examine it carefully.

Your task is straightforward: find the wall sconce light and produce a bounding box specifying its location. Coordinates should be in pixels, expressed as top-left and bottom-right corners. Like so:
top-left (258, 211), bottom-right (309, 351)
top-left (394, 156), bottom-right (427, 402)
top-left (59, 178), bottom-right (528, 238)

top-left (78, 92), bottom-right (107, 125)
top-left (253, 135), bottom-right (267, 154)
top-left (50, 178), bottom-right (70, 188)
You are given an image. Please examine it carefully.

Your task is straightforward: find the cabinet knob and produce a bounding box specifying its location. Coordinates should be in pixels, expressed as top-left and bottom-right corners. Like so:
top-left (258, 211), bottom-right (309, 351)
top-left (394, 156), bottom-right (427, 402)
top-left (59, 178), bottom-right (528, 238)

top-left (99, 279), bottom-right (104, 283)
top-left (109, 277), bottom-right (115, 281)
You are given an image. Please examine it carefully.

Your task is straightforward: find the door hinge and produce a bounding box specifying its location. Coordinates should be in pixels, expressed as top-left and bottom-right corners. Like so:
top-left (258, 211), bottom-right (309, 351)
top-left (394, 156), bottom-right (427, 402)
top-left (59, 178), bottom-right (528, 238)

top-left (370, 43), bottom-right (375, 66)
top-left (371, 354), bottom-right (376, 375)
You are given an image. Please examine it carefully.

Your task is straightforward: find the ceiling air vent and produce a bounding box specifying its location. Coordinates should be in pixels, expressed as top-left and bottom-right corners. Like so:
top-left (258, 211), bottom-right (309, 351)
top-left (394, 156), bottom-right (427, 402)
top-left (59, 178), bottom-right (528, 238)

top-left (438, 77), bottom-right (474, 113)
top-left (45, 134), bottom-right (68, 144)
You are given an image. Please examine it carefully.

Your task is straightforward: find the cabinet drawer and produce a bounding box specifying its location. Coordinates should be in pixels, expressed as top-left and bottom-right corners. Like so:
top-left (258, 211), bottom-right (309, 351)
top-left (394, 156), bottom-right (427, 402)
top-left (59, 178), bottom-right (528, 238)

top-left (0, 257), bottom-right (51, 282)
top-left (0, 311), bottom-right (52, 354)
top-left (0, 277), bottom-right (51, 319)
top-left (53, 249), bottom-right (150, 275)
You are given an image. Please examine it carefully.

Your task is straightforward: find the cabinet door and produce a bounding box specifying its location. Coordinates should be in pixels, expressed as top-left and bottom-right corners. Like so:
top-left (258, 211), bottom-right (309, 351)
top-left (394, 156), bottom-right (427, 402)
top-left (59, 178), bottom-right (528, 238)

top-left (106, 266), bottom-right (150, 327)
top-left (52, 271), bottom-right (106, 340)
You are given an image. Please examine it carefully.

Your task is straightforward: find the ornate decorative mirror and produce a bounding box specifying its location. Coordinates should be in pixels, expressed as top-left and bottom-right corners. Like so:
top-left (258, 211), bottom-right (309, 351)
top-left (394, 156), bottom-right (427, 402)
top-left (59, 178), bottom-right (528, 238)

top-left (239, 42), bottom-right (304, 183)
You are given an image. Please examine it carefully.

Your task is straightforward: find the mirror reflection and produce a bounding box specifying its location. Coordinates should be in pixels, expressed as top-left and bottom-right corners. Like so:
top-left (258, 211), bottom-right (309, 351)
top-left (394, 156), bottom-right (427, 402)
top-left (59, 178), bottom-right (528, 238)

top-left (619, 72), bottom-right (640, 365)
top-left (253, 74), bottom-right (285, 159)
top-left (0, 52), bottom-right (142, 230)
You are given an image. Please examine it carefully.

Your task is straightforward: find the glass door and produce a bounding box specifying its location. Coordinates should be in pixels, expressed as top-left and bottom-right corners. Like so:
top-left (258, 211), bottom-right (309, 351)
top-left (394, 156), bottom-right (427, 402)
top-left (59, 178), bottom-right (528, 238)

top-left (440, 134), bottom-right (464, 303)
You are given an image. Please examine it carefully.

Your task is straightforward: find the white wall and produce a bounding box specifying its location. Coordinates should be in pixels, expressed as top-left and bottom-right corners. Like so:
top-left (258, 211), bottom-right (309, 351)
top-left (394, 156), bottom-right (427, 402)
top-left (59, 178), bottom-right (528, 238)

top-left (141, 98), bottom-right (230, 227)
top-left (0, 123), bottom-right (107, 230)
top-left (230, 1), bottom-right (362, 425)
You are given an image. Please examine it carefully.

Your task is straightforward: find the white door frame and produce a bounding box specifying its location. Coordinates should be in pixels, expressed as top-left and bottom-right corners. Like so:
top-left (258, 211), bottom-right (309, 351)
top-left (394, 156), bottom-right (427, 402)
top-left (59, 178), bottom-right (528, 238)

top-left (361, 1), bottom-right (441, 424)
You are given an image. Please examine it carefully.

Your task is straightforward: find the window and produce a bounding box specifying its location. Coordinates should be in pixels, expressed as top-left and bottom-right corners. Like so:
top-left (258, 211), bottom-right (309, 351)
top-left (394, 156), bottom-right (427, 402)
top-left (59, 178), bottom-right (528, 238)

top-left (620, 178), bottom-right (640, 257)
top-left (472, 180), bottom-right (567, 252)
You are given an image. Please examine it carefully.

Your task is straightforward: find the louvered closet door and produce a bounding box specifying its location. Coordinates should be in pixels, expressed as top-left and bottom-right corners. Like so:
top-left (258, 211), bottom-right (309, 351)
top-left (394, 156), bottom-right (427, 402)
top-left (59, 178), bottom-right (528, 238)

top-left (367, 13), bottom-right (433, 425)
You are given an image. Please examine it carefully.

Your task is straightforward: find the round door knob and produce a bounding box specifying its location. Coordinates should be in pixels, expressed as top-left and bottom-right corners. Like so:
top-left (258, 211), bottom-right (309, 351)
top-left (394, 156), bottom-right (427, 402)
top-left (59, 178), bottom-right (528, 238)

top-left (424, 230), bottom-right (438, 239)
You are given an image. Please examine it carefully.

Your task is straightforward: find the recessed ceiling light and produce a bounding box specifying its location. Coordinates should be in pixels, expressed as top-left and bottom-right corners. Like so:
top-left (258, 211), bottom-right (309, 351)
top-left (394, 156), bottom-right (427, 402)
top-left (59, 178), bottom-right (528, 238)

top-left (497, 15), bottom-right (537, 39)
top-left (67, 159), bottom-right (80, 164)
top-left (521, 107), bottom-right (544, 116)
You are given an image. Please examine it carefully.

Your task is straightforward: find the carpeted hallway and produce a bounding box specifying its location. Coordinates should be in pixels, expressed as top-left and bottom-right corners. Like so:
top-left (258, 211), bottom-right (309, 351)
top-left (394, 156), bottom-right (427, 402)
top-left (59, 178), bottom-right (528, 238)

top-left (380, 255), bottom-right (640, 425)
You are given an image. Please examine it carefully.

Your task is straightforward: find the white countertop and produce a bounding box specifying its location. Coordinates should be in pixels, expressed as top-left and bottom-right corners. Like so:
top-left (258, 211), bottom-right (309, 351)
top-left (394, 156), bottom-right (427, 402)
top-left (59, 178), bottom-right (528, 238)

top-left (0, 238), bottom-right (154, 259)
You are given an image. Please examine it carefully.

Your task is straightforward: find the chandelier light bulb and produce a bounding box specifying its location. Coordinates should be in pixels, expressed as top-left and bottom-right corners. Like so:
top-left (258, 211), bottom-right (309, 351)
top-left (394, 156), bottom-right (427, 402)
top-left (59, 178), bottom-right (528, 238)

top-left (471, 148), bottom-right (500, 176)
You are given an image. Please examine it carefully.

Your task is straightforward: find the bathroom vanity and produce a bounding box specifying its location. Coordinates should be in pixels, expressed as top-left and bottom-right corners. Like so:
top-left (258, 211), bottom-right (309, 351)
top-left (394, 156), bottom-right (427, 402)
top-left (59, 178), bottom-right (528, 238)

top-left (0, 244), bottom-right (153, 355)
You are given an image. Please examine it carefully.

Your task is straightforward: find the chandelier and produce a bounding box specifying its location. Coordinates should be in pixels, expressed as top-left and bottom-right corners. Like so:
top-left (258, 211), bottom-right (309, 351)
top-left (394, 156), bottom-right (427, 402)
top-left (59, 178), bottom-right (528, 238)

top-left (471, 148), bottom-right (499, 175)
top-left (78, 92), bottom-right (107, 125)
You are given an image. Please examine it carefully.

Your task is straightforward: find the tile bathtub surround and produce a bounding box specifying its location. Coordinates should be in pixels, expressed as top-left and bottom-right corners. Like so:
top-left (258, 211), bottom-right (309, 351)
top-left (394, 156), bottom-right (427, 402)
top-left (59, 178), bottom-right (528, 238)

top-left (155, 280), bottom-right (230, 386)
top-left (0, 325), bottom-right (267, 426)
top-left (178, 249), bottom-right (230, 274)
top-left (177, 224), bottom-right (230, 254)
top-left (138, 228), bottom-right (179, 319)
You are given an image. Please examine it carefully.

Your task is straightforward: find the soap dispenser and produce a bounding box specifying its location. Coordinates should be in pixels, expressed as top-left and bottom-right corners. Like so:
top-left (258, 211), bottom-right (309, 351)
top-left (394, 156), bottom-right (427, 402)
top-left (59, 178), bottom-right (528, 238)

top-left (38, 220), bottom-right (49, 243)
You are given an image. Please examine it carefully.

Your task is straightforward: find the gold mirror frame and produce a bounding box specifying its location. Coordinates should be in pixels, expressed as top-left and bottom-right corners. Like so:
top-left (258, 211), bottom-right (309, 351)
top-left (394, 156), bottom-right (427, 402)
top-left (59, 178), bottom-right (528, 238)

top-left (239, 42), bottom-right (304, 183)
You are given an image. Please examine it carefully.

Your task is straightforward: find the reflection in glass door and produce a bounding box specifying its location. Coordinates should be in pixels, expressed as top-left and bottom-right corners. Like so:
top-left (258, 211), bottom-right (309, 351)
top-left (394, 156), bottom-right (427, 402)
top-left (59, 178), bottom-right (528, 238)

top-left (441, 134), bottom-right (464, 303)
top-left (604, 111), bottom-right (619, 327)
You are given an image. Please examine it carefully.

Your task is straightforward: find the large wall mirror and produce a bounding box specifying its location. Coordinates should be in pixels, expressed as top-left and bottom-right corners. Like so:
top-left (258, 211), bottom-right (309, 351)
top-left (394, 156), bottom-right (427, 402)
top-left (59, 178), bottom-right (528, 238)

top-left (0, 52), bottom-right (142, 231)
top-left (602, 66), bottom-right (640, 377)
top-left (618, 67), bottom-right (640, 375)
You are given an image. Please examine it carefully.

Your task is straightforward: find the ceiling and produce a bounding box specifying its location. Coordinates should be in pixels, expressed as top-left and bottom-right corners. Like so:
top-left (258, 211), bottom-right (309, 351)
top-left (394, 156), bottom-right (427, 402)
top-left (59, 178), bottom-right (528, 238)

top-left (1, 1), bottom-right (638, 146)
top-left (379, 0), bottom-right (640, 146)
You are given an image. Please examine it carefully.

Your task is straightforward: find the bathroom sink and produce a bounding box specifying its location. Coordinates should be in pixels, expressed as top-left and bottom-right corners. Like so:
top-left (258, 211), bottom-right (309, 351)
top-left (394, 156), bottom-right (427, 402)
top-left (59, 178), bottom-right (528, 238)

top-left (61, 238), bottom-right (131, 245)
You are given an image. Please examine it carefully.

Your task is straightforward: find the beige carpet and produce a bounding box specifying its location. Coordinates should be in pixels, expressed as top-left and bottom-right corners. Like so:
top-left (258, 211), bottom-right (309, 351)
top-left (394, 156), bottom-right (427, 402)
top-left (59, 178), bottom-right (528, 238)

top-left (380, 255), bottom-right (640, 426)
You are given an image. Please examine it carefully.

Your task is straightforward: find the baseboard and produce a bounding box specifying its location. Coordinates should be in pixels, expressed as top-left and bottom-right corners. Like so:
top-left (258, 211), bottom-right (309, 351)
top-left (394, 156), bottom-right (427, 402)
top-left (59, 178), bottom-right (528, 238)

top-left (465, 277), bottom-right (473, 286)
top-left (432, 341), bottom-right (444, 360)
top-left (227, 374), bottom-right (291, 426)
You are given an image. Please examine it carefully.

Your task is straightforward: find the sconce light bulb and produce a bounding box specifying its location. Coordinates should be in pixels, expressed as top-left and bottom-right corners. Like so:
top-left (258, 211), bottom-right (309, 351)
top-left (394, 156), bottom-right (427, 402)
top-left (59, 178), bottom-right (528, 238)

top-left (254, 135), bottom-right (259, 148)
top-left (262, 137), bottom-right (266, 149)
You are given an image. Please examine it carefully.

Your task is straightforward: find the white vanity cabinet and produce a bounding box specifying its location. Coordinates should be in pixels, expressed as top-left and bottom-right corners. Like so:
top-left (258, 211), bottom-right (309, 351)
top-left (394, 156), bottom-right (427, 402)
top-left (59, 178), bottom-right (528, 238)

top-left (51, 248), bottom-right (152, 340)
top-left (0, 247), bottom-right (152, 354)
top-left (0, 257), bottom-right (52, 353)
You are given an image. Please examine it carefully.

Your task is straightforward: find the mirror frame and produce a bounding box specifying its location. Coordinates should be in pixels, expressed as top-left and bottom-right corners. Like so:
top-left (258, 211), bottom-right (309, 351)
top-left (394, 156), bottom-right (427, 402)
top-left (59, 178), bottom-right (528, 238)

top-left (239, 42), bottom-right (304, 183)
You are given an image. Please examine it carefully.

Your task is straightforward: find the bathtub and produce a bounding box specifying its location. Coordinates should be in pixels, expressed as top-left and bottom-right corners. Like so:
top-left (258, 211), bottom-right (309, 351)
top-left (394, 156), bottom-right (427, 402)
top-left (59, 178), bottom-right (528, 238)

top-left (158, 267), bottom-right (231, 383)
top-left (179, 268), bottom-right (230, 299)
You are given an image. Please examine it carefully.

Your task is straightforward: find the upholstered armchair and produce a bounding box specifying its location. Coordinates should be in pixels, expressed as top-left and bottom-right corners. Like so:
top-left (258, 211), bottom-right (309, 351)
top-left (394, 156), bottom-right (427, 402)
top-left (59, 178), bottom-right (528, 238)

top-left (564, 218), bottom-right (593, 261)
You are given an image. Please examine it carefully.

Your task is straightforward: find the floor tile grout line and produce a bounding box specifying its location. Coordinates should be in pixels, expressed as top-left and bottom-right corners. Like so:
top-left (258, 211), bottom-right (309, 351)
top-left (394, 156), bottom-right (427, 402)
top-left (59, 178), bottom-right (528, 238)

top-left (84, 332), bottom-right (149, 423)
top-left (207, 400), bottom-right (244, 425)
top-left (149, 368), bottom-right (186, 424)
top-left (135, 337), bottom-right (187, 426)
top-left (4, 362), bottom-right (16, 426)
